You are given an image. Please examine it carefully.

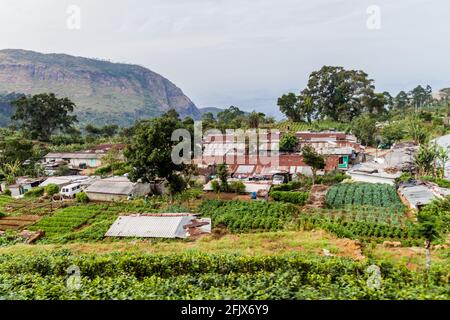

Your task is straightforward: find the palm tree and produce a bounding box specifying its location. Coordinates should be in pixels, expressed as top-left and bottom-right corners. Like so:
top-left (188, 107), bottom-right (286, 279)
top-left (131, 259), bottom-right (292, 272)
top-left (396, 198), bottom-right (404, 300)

top-left (0, 160), bottom-right (22, 185)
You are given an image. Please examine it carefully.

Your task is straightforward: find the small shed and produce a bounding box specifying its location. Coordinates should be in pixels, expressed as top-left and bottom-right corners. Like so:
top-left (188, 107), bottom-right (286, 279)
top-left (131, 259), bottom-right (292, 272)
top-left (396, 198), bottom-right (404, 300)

top-left (105, 214), bottom-right (211, 239)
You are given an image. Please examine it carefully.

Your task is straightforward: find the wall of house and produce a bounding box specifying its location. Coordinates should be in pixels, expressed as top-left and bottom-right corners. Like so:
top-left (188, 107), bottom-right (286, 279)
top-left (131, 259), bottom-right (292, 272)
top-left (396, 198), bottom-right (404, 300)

top-left (347, 172), bottom-right (396, 185)
top-left (85, 192), bottom-right (127, 202)
top-left (45, 157), bottom-right (102, 168)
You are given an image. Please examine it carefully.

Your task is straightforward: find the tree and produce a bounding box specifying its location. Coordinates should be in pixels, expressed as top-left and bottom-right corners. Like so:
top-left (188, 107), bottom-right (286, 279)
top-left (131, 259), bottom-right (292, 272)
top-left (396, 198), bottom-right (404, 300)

top-left (86, 124), bottom-right (118, 138)
top-left (417, 197), bottom-right (450, 270)
top-left (124, 111), bottom-right (187, 196)
top-left (279, 133), bottom-right (299, 152)
top-left (301, 66), bottom-right (376, 122)
top-left (352, 114), bottom-right (376, 147)
top-left (302, 145), bottom-right (325, 185)
top-left (216, 163), bottom-right (229, 192)
top-left (277, 93), bottom-right (301, 122)
top-left (381, 122), bottom-right (406, 144)
top-left (247, 111), bottom-right (265, 128)
top-left (101, 147), bottom-right (124, 175)
top-left (414, 143), bottom-right (438, 177)
top-left (217, 106), bottom-right (246, 129)
top-left (201, 112), bottom-right (217, 130)
top-left (394, 91), bottom-right (410, 109)
top-left (436, 146), bottom-right (450, 179)
top-left (0, 160), bottom-right (22, 185)
top-left (278, 66), bottom-right (380, 123)
top-left (406, 117), bottom-right (429, 144)
top-left (409, 85), bottom-right (433, 110)
top-left (0, 132), bottom-right (34, 165)
top-left (11, 93), bottom-right (78, 142)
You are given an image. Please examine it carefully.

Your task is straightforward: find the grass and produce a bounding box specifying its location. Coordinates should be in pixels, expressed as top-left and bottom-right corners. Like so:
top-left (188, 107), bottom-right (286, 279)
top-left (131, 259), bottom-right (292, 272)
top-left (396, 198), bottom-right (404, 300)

top-left (0, 229), bottom-right (447, 271)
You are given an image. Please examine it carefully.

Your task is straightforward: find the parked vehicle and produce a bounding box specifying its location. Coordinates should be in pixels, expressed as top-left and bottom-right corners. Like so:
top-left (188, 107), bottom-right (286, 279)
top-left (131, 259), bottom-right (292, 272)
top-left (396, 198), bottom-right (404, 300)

top-left (60, 183), bottom-right (83, 198)
top-left (272, 174), bottom-right (287, 185)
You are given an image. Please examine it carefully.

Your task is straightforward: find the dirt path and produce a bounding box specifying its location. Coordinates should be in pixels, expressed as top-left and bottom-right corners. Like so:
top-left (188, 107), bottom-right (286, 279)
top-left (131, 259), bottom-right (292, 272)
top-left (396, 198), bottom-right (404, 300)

top-left (303, 184), bottom-right (329, 211)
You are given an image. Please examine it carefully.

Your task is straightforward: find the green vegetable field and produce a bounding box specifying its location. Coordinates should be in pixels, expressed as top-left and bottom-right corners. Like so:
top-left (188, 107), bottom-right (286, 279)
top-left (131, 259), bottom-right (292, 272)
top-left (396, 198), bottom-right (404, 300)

top-left (199, 200), bottom-right (298, 232)
top-left (0, 252), bottom-right (448, 300)
top-left (326, 183), bottom-right (405, 210)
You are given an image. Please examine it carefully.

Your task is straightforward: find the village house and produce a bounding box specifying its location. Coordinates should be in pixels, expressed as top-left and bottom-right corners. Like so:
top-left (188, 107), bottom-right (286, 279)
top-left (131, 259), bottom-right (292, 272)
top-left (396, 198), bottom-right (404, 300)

top-left (84, 176), bottom-right (151, 202)
top-left (43, 144), bottom-right (126, 170)
top-left (1, 177), bottom-right (45, 198)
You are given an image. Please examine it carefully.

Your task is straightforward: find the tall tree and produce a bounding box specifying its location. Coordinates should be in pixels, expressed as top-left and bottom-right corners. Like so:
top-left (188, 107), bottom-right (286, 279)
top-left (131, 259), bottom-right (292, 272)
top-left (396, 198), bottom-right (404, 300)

top-left (409, 85), bottom-right (433, 110)
top-left (278, 66), bottom-right (378, 122)
top-left (124, 110), bottom-right (187, 195)
top-left (352, 114), bottom-right (376, 147)
top-left (394, 91), bottom-right (410, 109)
top-left (302, 145), bottom-right (325, 185)
top-left (11, 93), bottom-right (77, 142)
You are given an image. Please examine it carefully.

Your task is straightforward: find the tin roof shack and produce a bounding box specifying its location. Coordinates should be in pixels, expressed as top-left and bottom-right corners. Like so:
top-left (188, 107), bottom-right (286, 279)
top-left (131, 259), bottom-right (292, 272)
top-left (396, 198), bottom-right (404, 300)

top-left (3, 177), bottom-right (45, 198)
top-left (432, 134), bottom-right (450, 180)
top-left (85, 176), bottom-right (151, 202)
top-left (398, 180), bottom-right (450, 210)
top-left (105, 214), bottom-right (211, 239)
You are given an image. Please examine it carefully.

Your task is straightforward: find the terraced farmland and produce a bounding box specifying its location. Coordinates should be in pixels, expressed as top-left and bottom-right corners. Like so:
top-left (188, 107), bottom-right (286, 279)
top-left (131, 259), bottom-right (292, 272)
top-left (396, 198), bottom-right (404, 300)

top-left (325, 183), bottom-right (404, 210)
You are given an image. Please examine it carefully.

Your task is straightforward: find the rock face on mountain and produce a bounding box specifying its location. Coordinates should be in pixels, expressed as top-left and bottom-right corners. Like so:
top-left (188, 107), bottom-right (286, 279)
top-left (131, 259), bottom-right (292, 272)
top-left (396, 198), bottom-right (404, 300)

top-left (0, 49), bottom-right (200, 126)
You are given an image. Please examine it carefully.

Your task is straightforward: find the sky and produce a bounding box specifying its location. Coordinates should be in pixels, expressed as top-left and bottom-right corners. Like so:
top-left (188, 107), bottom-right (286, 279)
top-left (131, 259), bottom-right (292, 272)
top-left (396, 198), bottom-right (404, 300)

top-left (0, 0), bottom-right (449, 118)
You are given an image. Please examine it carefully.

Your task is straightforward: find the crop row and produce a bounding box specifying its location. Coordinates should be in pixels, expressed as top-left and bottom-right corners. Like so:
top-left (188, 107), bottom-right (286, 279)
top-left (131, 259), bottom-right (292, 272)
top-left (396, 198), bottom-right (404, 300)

top-left (198, 200), bottom-right (298, 232)
top-left (326, 183), bottom-right (404, 209)
top-left (297, 209), bottom-right (421, 244)
top-left (0, 252), bottom-right (448, 300)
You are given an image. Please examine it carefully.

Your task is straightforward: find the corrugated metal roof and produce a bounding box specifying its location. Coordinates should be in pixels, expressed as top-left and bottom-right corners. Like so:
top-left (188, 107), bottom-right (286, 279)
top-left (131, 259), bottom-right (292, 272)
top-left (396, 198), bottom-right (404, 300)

top-left (45, 153), bottom-right (104, 159)
top-left (235, 165), bottom-right (255, 174)
top-left (85, 177), bottom-right (135, 195)
top-left (40, 176), bottom-right (92, 187)
top-left (399, 185), bottom-right (437, 208)
top-left (105, 215), bottom-right (211, 238)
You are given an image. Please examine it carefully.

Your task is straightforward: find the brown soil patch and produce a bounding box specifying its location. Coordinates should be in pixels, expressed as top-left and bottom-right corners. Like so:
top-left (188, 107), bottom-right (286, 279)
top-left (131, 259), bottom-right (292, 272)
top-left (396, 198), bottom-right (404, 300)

top-left (303, 184), bottom-right (329, 211)
top-left (0, 215), bottom-right (41, 231)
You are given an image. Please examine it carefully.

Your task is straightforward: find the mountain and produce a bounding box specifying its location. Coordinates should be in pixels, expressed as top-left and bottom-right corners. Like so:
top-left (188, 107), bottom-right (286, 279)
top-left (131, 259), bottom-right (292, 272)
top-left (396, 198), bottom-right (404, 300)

top-left (0, 49), bottom-right (200, 126)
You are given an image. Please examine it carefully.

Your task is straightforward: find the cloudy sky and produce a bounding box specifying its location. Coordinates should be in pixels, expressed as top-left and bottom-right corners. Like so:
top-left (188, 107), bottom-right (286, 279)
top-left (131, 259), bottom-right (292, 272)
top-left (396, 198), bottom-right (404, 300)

top-left (0, 0), bottom-right (449, 117)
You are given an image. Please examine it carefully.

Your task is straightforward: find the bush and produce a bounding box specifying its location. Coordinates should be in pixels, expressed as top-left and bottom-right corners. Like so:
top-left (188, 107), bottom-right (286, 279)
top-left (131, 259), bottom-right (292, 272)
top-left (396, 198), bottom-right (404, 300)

top-left (270, 191), bottom-right (309, 205)
top-left (229, 181), bottom-right (246, 194)
top-left (211, 180), bottom-right (221, 193)
top-left (44, 184), bottom-right (60, 197)
top-left (271, 181), bottom-right (303, 192)
top-left (3, 189), bottom-right (11, 196)
top-left (24, 187), bottom-right (45, 198)
top-left (76, 192), bottom-right (89, 203)
top-left (318, 170), bottom-right (348, 185)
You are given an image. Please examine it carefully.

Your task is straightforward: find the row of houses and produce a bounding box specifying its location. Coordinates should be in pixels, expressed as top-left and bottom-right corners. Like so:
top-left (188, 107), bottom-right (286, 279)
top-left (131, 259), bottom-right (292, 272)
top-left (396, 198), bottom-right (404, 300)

top-left (196, 130), bottom-right (362, 181)
top-left (43, 144), bottom-right (126, 175)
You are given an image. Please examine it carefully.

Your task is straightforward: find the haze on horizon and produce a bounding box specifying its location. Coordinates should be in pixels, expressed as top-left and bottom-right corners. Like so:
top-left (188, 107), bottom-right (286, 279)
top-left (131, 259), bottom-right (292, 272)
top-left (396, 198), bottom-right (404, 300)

top-left (0, 0), bottom-right (449, 118)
